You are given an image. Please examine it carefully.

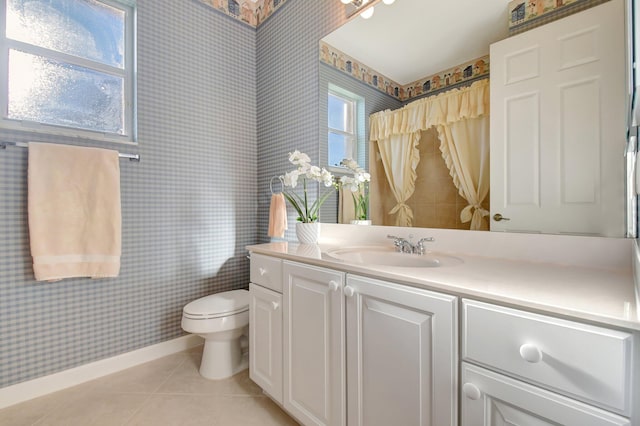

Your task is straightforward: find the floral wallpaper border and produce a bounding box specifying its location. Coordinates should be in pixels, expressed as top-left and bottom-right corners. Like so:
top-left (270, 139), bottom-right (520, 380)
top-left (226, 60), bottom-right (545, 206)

top-left (198, 0), bottom-right (288, 27)
top-left (320, 41), bottom-right (490, 102)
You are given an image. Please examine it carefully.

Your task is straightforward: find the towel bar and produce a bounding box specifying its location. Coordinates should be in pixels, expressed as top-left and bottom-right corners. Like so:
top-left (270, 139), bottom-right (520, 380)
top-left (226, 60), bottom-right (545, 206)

top-left (0, 141), bottom-right (140, 162)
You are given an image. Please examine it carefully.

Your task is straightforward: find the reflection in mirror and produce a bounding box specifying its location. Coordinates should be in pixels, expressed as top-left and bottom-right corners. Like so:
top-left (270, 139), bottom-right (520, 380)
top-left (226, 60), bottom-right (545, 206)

top-left (319, 0), bottom-right (631, 237)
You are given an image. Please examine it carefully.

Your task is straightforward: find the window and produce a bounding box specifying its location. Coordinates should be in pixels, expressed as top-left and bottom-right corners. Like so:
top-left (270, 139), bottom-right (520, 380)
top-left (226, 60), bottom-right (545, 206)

top-left (327, 86), bottom-right (363, 169)
top-left (1, 0), bottom-right (136, 142)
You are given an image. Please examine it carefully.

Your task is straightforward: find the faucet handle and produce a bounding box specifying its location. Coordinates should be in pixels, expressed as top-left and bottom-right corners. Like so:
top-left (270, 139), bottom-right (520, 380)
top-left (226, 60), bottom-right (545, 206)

top-left (387, 234), bottom-right (404, 252)
top-left (415, 237), bottom-right (435, 255)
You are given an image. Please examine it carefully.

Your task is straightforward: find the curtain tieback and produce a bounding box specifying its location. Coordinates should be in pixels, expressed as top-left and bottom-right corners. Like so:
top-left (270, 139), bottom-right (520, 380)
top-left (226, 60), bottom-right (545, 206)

top-left (389, 202), bottom-right (411, 215)
top-left (461, 204), bottom-right (489, 223)
top-left (389, 202), bottom-right (414, 224)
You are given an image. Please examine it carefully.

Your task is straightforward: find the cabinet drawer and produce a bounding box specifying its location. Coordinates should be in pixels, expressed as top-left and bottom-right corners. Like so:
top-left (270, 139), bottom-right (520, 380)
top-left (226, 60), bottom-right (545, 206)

top-left (250, 253), bottom-right (282, 292)
top-left (461, 299), bottom-right (633, 415)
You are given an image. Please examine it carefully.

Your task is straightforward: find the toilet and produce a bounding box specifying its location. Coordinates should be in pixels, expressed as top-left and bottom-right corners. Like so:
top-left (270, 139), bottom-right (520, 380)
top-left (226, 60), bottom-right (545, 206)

top-left (181, 289), bottom-right (250, 380)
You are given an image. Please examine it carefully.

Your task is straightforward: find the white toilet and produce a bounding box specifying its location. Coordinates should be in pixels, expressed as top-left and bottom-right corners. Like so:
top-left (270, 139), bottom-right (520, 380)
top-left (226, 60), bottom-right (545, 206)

top-left (181, 289), bottom-right (250, 380)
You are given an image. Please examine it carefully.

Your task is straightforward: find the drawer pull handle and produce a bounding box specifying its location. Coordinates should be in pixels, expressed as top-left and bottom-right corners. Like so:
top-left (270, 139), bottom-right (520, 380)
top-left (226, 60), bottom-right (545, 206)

top-left (519, 343), bottom-right (543, 363)
top-left (462, 383), bottom-right (482, 400)
top-left (259, 267), bottom-right (267, 276)
top-left (271, 301), bottom-right (279, 311)
top-left (329, 281), bottom-right (340, 292)
top-left (344, 286), bottom-right (355, 297)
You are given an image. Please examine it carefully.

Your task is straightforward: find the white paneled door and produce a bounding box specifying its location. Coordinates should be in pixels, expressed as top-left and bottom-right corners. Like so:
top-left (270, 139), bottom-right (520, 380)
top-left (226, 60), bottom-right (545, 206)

top-left (461, 363), bottom-right (630, 426)
top-left (249, 283), bottom-right (283, 404)
top-left (490, 0), bottom-right (626, 236)
top-left (282, 261), bottom-right (345, 426)
top-left (345, 275), bottom-right (457, 426)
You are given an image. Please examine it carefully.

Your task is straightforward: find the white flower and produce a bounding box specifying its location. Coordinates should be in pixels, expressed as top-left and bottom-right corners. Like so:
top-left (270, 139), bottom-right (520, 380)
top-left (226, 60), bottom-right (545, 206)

top-left (279, 150), bottom-right (336, 223)
top-left (282, 170), bottom-right (300, 188)
top-left (288, 150), bottom-right (311, 166)
top-left (306, 165), bottom-right (322, 180)
top-left (320, 168), bottom-right (333, 187)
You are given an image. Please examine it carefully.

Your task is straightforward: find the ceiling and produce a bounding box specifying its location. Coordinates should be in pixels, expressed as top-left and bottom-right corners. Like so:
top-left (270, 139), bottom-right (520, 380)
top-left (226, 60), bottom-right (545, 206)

top-left (322, 0), bottom-right (509, 85)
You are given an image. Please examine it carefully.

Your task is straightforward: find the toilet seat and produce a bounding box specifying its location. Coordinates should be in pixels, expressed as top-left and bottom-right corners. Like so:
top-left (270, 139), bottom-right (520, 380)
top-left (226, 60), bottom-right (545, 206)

top-left (183, 289), bottom-right (249, 320)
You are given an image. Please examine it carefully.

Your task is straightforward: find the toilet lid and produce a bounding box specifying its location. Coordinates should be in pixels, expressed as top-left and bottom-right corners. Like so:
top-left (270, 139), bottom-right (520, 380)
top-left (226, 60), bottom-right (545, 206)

top-left (183, 289), bottom-right (249, 317)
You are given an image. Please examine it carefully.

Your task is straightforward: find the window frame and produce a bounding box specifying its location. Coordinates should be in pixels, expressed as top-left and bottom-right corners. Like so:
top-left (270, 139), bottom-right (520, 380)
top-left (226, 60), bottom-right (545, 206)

top-left (327, 85), bottom-right (362, 172)
top-left (0, 0), bottom-right (137, 144)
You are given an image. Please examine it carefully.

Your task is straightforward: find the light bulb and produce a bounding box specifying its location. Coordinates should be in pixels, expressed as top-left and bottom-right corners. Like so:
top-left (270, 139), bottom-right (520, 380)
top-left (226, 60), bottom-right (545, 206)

top-left (360, 6), bottom-right (374, 19)
top-left (341, 0), bottom-right (351, 4)
top-left (382, 0), bottom-right (395, 4)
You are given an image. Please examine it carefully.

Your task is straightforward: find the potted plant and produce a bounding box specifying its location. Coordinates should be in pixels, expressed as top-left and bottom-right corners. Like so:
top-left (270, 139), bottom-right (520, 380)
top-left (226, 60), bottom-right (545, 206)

top-left (281, 151), bottom-right (335, 243)
top-left (339, 158), bottom-right (371, 225)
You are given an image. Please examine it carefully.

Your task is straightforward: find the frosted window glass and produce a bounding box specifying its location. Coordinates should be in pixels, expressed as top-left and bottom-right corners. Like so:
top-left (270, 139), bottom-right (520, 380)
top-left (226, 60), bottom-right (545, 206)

top-left (7, 0), bottom-right (125, 68)
top-left (8, 50), bottom-right (124, 134)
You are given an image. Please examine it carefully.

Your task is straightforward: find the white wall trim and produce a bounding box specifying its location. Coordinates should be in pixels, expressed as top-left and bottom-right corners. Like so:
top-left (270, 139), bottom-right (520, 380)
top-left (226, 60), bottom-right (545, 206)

top-left (0, 334), bottom-right (203, 409)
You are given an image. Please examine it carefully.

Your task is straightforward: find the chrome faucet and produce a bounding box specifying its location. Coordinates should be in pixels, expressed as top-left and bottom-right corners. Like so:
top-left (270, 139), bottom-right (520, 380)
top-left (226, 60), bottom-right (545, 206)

top-left (387, 235), bottom-right (435, 254)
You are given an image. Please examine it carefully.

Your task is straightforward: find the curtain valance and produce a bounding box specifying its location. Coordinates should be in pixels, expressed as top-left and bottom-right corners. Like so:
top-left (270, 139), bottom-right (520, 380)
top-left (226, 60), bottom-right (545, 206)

top-left (369, 79), bottom-right (489, 140)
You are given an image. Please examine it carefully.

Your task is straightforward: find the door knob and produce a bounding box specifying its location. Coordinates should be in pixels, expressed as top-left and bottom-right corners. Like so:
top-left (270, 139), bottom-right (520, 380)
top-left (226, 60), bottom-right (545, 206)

top-left (259, 267), bottom-right (267, 276)
top-left (328, 281), bottom-right (340, 292)
top-left (271, 301), bottom-right (279, 311)
top-left (343, 286), bottom-right (355, 297)
top-left (493, 213), bottom-right (511, 222)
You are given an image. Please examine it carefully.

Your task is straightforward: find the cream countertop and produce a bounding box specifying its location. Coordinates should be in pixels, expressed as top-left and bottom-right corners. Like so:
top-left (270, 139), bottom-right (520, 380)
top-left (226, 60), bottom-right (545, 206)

top-left (247, 224), bottom-right (639, 332)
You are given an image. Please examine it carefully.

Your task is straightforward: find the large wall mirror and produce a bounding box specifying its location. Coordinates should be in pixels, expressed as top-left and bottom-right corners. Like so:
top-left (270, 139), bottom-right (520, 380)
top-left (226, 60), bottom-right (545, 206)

top-left (319, 0), bottom-right (634, 238)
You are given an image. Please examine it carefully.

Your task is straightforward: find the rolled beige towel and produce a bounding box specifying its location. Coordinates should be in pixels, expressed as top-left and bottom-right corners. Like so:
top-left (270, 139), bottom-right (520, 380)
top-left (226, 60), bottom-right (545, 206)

top-left (268, 193), bottom-right (287, 238)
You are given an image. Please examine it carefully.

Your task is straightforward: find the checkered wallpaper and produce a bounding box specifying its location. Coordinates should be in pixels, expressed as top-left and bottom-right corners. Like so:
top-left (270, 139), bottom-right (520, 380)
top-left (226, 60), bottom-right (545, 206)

top-left (0, 0), bottom-right (257, 388)
top-left (255, 0), bottom-right (346, 242)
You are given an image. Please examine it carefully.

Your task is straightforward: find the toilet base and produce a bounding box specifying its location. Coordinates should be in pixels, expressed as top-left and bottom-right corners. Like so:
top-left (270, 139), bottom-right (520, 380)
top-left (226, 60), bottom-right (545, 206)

top-left (198, 331), bottom-right (248, 380)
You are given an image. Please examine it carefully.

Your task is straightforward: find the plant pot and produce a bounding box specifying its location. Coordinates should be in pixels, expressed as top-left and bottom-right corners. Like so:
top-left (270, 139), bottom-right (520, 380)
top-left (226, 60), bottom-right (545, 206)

top-left (296, 222), bottom-right (320, 244)
top-left (350, 220), bottom-right (372, 225)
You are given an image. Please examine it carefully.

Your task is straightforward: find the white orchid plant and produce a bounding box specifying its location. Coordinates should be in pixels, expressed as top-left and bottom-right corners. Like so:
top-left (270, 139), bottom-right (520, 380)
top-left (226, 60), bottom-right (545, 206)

top-left (280, 151), bottom-right (335, 223)
top-left (339, 158), bottom-right (371, 221)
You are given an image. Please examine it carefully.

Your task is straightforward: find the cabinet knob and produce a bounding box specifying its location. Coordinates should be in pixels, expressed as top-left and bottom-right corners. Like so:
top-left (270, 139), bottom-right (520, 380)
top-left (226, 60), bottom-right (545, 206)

top-left (329, 281), bottom-right (340, 292)
top-left (344, 286), bottom-right (355, 297)
top-left (271, 301), bottom-right (279, 311)
top-left (259, 267), bottom-right (267, 276)
top-left (519, 343), bottom-right (543, 363)
top-left (462, 383), bottom-right (482, 400)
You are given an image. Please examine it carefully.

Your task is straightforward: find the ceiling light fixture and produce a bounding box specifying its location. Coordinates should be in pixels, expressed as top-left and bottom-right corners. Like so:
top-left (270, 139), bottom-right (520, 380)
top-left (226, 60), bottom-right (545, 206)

top-left (341, 0), bottom-right (395, 19)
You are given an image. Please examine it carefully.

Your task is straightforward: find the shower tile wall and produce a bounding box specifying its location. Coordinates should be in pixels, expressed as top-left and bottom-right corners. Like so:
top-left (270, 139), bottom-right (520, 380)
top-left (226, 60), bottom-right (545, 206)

top-left (0, 0), bottom-right (256, 389)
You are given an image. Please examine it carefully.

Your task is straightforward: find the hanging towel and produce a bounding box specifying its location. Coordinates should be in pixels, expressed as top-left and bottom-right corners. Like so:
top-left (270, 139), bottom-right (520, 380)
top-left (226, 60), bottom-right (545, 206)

top-left (28, 142), bottom-right (121, 281)
top-left (268, 193), bottom-right (287, 238)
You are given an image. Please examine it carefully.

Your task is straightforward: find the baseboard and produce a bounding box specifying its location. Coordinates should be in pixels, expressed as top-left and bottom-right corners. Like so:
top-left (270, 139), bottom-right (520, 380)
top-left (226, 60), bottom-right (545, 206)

top-left (0, 334), bottom-right (203, 410)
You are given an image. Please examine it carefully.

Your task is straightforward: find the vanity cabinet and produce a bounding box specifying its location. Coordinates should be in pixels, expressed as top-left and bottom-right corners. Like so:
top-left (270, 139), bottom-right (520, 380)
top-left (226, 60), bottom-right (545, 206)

top-left (249, 254), bottom-right (283, 404)
top-left (282, 261), bottom-right (346, 426)
top-left (460, 299), bottom-right (633, 426)
top-left (345, 275), bottom-right (457, 426)
top-left (250, 256), bottom-right (458, 426)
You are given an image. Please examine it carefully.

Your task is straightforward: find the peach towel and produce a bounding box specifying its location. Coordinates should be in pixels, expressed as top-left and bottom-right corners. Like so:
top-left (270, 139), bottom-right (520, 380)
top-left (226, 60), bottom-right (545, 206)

top-left (268, 193), bottom-right (287, 238)
top-left (28, 142), bottom-right (121, 281)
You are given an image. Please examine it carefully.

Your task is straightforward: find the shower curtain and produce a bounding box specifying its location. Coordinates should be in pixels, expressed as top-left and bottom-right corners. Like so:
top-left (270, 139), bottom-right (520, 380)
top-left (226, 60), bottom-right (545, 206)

top-left (369, 79), bottom-right (490, 230)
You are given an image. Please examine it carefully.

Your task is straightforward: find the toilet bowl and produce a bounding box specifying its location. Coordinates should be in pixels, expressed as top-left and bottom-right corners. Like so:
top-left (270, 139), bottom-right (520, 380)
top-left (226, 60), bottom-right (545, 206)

top-left (181, 289), bottom-right (250, 380)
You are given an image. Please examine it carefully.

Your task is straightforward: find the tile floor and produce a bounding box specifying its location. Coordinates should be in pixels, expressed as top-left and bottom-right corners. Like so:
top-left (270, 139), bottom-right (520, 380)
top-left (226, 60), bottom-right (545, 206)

top-left (0, 345), bottom-right (298, 425)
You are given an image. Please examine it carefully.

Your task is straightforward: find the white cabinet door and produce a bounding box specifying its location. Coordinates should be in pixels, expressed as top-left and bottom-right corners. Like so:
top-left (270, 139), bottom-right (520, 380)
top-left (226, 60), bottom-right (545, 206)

top-left (490, 0), bottom-right (626, 236)
top-left (345, 275), bottom-right (458, 426)
top-left (283, 261), bottom-right (345, 426)
top-left (461, 363), bottom-right (630, 426)
top-left (249, 283), bottom-right (283, 404)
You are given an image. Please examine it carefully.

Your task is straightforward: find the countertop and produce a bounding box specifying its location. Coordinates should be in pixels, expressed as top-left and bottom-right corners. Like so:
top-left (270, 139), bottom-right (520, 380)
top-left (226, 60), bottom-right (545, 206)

top-left (247, 241), bottom-right (639, 332)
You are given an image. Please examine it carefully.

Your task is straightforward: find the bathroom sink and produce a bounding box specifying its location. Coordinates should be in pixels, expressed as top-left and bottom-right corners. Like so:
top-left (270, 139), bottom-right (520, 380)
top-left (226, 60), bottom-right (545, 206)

top-left (324, 246), bottom-right (463, 268)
